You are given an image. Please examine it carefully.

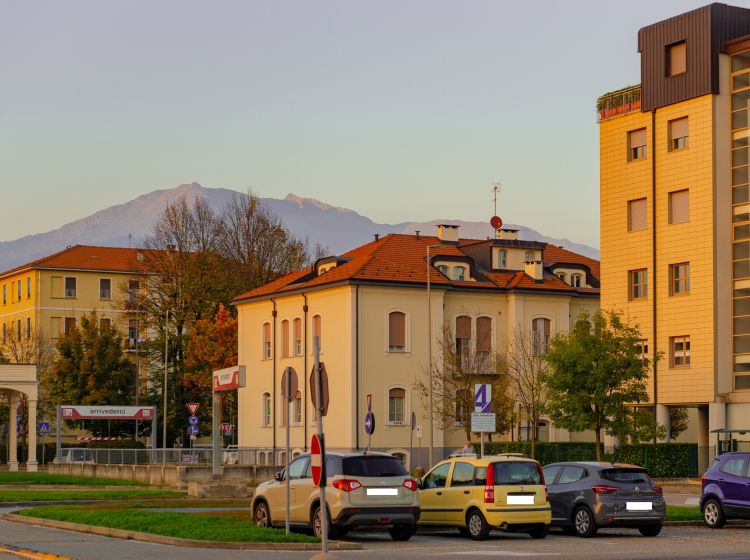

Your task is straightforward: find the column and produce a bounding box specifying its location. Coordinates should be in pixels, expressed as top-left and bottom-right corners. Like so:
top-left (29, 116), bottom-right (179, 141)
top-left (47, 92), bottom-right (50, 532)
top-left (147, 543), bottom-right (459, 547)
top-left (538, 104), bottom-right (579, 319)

top-left (8, 392), bottom-right (18, 472)
top-left (709, 401), bottom-right (727, 453)
top-left (26, 399), bottom-right (38, 472)
top-left (656, 404), bottom-right (671, 443)
top-left (697, 406), bottom-right (710, 473)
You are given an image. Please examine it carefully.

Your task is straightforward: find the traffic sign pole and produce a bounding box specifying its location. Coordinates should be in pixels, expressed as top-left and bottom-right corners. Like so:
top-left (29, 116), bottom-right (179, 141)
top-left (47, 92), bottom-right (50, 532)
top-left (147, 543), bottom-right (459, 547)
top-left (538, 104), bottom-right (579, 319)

top-left (314, 337), bottom-right (328, 554)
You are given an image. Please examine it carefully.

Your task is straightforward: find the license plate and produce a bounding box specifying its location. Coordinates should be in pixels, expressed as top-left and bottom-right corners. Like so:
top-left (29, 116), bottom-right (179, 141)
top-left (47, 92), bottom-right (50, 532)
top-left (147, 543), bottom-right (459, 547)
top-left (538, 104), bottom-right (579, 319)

top-left (507, 495), bottom-right (534, 505)
top-left (366, 488), bottom-right (398, 496)
top-left (626, 501), bottom-right (652, 511)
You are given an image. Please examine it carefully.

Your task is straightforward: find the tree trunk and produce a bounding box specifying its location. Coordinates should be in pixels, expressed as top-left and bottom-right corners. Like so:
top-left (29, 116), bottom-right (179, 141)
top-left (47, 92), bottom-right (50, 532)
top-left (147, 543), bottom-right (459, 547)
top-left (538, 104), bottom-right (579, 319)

top-left (595, 428), bottom-right (602, 461)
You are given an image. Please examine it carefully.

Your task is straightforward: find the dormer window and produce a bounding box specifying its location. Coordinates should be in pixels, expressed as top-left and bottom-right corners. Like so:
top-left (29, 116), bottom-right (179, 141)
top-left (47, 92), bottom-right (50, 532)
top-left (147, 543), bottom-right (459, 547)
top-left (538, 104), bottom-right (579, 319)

top-left (524, 251), bottom-right (534, 262)
top-left (437, 264), bottom-right (449, 276)
top-left (557, 272), bottom-right (566, 283)
top-left (571, 274), bottom-right (582, 288)
top-left (452, 266), bottom-right (466, 281)
top-left (497, 249), bottom-right (507, 268)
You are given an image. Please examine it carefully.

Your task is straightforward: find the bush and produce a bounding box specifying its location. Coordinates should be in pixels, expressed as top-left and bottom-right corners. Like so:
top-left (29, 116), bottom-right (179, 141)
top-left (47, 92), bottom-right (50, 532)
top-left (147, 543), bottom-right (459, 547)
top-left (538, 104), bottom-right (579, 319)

top-left (479, 442), bottom-right (601, 465)
top-left (87, 439), bottom-right (145, 450)
top-left (604, 443), bottom-right (695, 478)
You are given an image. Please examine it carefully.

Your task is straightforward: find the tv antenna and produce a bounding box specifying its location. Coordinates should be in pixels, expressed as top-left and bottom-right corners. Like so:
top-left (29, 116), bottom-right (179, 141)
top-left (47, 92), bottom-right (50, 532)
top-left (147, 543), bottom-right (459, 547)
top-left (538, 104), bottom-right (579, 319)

top-left (490, 183), bottom-right (503, 232)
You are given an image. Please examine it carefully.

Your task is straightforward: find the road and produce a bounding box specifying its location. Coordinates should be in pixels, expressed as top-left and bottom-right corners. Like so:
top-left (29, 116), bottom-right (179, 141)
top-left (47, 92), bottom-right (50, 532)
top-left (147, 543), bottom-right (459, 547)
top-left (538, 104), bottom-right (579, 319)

top-left (0, 509), bottom-right (749, 560)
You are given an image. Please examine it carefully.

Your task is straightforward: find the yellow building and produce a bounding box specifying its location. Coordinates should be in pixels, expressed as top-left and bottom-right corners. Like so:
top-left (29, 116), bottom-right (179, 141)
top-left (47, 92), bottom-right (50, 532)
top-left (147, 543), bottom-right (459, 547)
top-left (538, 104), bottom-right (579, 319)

top-left (599, 4), bottom-right (750, 455)
top-left (234, 226), bottom-right (599, 467)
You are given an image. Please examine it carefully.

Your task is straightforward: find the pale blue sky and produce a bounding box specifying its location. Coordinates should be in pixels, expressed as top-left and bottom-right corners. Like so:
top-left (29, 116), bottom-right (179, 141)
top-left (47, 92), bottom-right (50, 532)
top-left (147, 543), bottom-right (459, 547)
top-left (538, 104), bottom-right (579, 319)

top-left (1, 0), bottom-right (740, 247)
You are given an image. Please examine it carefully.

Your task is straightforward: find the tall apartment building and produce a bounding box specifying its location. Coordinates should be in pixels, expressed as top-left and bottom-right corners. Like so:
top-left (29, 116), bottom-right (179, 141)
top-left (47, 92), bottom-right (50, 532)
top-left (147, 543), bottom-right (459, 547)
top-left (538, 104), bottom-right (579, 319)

top-left (599, 3), bottom-right (750, 455)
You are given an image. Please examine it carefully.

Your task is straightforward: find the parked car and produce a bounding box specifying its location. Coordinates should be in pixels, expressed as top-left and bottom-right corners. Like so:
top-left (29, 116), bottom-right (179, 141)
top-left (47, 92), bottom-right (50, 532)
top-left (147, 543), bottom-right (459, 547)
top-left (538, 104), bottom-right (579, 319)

top-left (57, 448), bottom-right (95, 464)
top-left (418, 453), bottom-right (550, 540)
top-left (542, 461), bottom-right (665, 538)
top-left (251, 451), bottom-right (420, 540)
top-left (701, 452), bottom-right (750, 528)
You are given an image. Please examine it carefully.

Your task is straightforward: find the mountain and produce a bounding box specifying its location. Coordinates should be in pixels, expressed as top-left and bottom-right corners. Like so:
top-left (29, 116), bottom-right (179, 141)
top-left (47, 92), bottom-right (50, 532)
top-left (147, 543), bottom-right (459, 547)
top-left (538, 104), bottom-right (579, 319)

top-left (0, 182), bottom-right (599, 272)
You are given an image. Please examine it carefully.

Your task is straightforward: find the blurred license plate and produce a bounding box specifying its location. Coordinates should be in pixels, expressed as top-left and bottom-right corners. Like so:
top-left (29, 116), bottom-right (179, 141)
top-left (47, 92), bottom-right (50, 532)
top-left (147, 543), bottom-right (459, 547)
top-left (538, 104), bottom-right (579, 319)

top-left (507, 495), bottom-right (534, 505)
top-left (366, 488), bottom-right (398, 496)
top-left (626, 501), bottom-right (652, 511)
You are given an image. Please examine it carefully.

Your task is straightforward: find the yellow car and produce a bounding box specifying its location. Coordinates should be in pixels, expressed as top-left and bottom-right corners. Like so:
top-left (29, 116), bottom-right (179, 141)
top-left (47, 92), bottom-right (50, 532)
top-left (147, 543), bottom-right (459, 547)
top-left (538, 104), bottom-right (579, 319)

top-left (418, 453), bottom-right (551, 540)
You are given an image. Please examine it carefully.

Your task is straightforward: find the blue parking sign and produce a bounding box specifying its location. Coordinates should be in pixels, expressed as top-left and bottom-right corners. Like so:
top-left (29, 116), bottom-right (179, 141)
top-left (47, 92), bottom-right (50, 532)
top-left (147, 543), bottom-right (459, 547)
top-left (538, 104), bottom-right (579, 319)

top-left (38, 422), bottom-right (50, 436)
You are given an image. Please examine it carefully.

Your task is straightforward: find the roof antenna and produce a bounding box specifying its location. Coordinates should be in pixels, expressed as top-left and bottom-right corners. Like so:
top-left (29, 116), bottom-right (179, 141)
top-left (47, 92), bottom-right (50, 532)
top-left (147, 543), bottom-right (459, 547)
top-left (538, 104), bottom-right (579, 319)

top-left (490, 183), bottom-right (503, 238)
top-left (128, 233), bottom-right (132, 248)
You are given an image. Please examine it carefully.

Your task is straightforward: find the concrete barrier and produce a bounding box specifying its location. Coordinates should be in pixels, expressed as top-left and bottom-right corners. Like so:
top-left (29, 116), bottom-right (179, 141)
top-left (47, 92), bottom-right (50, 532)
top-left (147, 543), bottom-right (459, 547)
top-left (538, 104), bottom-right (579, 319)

top-left (188, 480), bottom-right (247, 498)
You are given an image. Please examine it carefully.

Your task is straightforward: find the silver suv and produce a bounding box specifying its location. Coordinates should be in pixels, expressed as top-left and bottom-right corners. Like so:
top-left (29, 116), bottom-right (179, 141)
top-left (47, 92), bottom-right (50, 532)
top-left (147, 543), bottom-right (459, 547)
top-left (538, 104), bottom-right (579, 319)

top-left (252, 452), bottom-right (420, 540)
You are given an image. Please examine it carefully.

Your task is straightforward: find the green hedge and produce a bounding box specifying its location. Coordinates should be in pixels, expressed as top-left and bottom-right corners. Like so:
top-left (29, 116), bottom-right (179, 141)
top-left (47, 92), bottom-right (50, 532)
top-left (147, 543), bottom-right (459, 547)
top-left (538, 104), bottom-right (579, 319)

top-left (479, 442), bottom-right (601, 465)
top-left (87, 439), bottom-right (145, 450)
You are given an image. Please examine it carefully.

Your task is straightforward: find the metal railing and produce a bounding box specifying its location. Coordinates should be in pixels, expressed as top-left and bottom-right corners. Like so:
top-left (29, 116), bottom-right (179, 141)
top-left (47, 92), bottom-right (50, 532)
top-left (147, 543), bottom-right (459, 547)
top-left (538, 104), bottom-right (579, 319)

top-left (53, 446), bottom-right (303, 466)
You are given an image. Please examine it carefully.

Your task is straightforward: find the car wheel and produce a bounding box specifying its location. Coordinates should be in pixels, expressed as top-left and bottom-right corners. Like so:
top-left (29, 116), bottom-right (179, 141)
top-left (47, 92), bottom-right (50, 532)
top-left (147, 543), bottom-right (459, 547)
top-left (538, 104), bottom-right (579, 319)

top-left (703, 498), bottom-right (726, 529)
top-left (573, 506), bottom-right (598, 538)
top-left (465, 508), bottom-right (491, 540)
top-left (253, 501), bottom-right (271, 528)
top-left (389, 524), bottom-right (417, 541)
top-left (528, 524), bottom-right (549, 539)
top-left (312, 504), bottom-right (340, 539)
top-left (638, 524), bottom-right (662, 537)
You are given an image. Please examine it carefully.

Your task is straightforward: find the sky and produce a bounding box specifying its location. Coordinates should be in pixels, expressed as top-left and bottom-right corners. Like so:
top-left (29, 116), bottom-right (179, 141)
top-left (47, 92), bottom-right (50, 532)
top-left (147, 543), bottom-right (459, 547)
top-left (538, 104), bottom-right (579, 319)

top-left (1, 0), bottom-right (743, 249)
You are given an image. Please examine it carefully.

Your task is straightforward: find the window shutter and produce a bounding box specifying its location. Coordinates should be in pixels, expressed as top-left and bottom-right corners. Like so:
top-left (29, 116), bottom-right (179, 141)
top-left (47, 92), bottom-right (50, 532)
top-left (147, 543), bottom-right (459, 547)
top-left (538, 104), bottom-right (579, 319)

top-left (629, 128), bottom-right (647, 148)
top-left (51, 276), bottom-right (62, 298)
top-left (628, 198), bottom-right (647, 231)
top-left (281, 320), bottom-right (289, 357)
top-left (669, 42), bottom-right (686, 75)
top-left (669, 189), bottom-right (689, 223)
top-left (670, 118), bottom-right (688, 140)
top-left (476, 317), bottom-right (492, 353)
top-left (456, 316), bottom-right (471, 339)
top-left (389, 312), bottom-right (406, 348)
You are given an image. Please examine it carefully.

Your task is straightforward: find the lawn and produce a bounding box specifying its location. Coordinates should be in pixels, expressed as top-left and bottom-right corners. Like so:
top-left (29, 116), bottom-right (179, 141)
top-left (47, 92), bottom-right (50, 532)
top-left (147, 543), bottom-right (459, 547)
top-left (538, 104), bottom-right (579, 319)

top-left (0, 472), bottom-right (139, 486)
top-left (20, 504), bottom-right (318, 543)
top-left (666, 506), bottom-right (703, 522)
top-left (0, 489), bottom-right (182, 502)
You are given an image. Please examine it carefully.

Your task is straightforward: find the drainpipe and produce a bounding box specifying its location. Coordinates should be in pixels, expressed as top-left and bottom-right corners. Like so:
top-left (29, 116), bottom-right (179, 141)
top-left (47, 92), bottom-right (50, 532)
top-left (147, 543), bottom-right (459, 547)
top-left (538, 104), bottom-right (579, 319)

top-left (302, 293), bottom-right (309, 450)
top-left (651, 109), bottom-right (658, 445)
top-left (355, 284), bottom-right (360, 450)
top-left (271, 299), bottom-right (277, 451)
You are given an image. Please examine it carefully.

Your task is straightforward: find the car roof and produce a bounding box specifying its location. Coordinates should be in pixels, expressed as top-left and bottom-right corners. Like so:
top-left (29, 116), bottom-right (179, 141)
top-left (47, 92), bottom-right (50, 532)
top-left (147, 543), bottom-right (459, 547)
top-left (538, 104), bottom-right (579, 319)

top-left (544, 461), bottom-right (644, 470)
top-left (293, 451), bottom-right (398, 459)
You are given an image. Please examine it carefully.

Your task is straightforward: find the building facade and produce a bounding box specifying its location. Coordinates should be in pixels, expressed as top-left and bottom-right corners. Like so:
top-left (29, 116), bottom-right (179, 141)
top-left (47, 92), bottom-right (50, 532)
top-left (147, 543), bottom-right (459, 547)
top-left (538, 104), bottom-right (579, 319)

top-left (599, 3), bottom-right (750, 456)
top-left (234, 226), bottom-right (599, 467)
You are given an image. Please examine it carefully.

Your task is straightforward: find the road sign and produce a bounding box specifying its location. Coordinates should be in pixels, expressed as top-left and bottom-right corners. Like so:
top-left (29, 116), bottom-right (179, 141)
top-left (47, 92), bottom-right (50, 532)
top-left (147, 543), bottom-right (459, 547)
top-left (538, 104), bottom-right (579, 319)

top-left (311, 433), bottom-right (326, 487)
top-left (471, 412), bottom-right (496, 433)
top-left (364, 412), bottom-right (375, 435)
top-left (309, 362), bottom-right (330, 416)
top-left (38, 422), bottom-right (50, 436)
top-left (474, 384), bottom-right (492, 413)
top-left (187, 403), bottom-right (200, 415)
top-left (281, 367), bottom-right (299, 403)
top-left (187, 424), bottom-right (199, 436)
top-left (213, 365), bottom-right (246, 391)
top-left (188, 415), bottom-right (198, 426)
top-left (415, 425), bottom-right (423, 438)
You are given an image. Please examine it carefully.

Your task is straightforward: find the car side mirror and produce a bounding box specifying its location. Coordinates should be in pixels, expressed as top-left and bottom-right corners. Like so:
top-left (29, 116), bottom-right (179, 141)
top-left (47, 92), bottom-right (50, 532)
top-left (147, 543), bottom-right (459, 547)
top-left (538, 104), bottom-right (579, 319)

top-left (274, 471), bottom-right (284, 482)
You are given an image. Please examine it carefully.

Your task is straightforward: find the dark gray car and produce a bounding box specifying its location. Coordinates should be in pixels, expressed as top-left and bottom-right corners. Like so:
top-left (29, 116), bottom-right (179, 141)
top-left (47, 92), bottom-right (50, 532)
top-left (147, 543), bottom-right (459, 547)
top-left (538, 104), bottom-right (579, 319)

top-left (542, 461), bottom-right (665, 537)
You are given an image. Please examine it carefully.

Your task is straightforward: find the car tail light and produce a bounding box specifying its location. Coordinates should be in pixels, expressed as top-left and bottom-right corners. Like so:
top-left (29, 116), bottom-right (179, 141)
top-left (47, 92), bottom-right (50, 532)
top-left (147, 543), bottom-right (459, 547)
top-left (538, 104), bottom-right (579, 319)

top-left (484, 463), bottom-right (495, 503)
top-left (402, 479), bottom-right (418, 491)
top-left (592, 485), bottom-right (619, 495)
top-left (651, 483), bottom-right (663, 495)
top-left (701, 474), bottom-right (707, 483)
top-left (332, 479), bottom-right (362, 492)
top-left (537, 463), bottom-right (548, 502)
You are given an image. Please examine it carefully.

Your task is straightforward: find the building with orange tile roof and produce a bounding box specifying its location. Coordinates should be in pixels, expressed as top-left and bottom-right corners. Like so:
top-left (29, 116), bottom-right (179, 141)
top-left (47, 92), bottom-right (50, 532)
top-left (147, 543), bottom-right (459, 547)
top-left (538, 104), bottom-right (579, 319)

top-left (233, 225), bottom-right (599, 465)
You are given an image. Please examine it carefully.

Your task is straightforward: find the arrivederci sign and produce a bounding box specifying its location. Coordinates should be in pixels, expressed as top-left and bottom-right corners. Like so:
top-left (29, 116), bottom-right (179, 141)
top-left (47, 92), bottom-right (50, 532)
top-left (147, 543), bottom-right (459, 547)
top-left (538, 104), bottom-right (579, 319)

top-left (60, 406), bottom-right (155, 420)
top-left (213, 365), bottom-right (246, 392)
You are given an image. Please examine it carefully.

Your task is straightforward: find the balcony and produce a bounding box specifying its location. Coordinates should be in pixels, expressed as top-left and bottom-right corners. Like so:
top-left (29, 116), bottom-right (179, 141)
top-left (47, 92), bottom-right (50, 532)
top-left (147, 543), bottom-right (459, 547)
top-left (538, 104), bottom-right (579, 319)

top-left (597, 84), bottom-right (641, 122)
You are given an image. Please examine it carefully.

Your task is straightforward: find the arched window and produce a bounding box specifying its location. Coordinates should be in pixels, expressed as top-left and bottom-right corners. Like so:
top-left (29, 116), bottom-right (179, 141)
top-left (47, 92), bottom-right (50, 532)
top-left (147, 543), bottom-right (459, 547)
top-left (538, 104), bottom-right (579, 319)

top-left (280, 319), bottom-right (290, 357)
top-left (571, 274), bottom-right (582, 287)
top-left (388, 387), bottom-right (406, 424)
top-left (437, 264), bottom-right (449, 276)
top-left (532, 318), bottom-right (551, 355)
top-left (293, 317), bottom-right (302, 356)
top-left (557, 272), bottom-right (566, 283)
top-left (388, 311), bottom-right (406, 352)
top-left (498, 250), bottom-right (507, 268)
top-left (452, 266), bottom-right (466, 281)
top-left (312, 314), bottom-right (322, 352)
top-left (262, 322), bottom-right (272, 360)
top-left (262, 392), bottom-right (272, 427)
top-left (525, 251), bottom-right (535, 262)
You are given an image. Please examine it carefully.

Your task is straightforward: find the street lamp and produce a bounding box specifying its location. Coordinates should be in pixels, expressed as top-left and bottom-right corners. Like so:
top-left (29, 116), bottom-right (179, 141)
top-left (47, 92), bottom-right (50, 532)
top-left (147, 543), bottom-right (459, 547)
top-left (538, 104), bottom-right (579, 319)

top-left (163, 309), bottom-right (174, 452)
top-left (426, 244), bottom-right (445, 466)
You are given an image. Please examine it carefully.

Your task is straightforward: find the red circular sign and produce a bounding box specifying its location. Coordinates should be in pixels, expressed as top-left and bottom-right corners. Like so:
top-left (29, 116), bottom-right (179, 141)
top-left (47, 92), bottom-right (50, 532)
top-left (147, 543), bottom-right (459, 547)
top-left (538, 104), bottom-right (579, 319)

top-left (311, 434), bottom-right (325, 487)
top-left (490, 216), bottom-right (503, 230)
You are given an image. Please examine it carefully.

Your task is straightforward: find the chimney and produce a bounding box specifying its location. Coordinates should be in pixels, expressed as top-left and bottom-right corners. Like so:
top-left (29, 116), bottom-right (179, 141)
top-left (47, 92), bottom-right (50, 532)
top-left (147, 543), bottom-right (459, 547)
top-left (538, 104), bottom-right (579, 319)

top-left (498, 228), bottom-right (519, 241)
top-left (436, 224), bottom-right (459, 243)
top-left (374, 234), bottom-right (380, 241)
top-left (415, 230), bottom-right (420, 240)
top-left (524, 260), bottom-right (544, 282)
top-left (137, 251), bottom-right (145, 262)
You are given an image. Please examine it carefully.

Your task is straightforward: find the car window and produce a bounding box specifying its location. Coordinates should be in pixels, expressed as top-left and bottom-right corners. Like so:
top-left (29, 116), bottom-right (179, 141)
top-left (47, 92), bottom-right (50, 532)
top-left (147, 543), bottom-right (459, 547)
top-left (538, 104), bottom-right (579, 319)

top-left (475, 466), bottom-right (487, 485)
top-left (601, 468), bottom-right (650, 483)
top-left (450, 461), bottom-right (476, 487)
top-left (720, 458), bottom-right (747, 477)
top-left (423, 462), bottom-right (451, 488)
top-left (287, 457), bottom-right (309, 480)
top-left (342, 456), bottom-right (407, 477)
top-left (492, 461), bottom-right (542, 485)
top-left (542, 465), bottom-right (562, 484)
top-left (557, 466), bottom-right (586, 484)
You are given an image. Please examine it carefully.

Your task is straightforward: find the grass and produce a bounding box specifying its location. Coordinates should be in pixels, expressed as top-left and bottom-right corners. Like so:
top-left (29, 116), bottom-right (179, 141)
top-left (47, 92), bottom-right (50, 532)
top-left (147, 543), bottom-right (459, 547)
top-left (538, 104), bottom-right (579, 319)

top-left (0, 473), bottom-right (139, 486)
top-left (666, 506), bottom-right (703, 522)
top-left (20, 504), bottom-right (318, 543)
top-left (0, 489), bottom-right (182, 502)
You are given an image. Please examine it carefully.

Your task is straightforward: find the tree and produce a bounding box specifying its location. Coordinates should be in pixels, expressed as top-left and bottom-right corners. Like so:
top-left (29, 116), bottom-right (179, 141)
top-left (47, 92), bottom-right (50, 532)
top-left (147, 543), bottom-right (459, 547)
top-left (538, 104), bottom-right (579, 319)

top-left (501, 329), bottom-right (551, 459)
top-left (609, 405), bottom-right (666, 445)
top-left (543, 310), bottom-right (651, 460)
top-left (414, 325), bottom-right (514, 441)
top-left (669, 407), bottom-right (689, 441)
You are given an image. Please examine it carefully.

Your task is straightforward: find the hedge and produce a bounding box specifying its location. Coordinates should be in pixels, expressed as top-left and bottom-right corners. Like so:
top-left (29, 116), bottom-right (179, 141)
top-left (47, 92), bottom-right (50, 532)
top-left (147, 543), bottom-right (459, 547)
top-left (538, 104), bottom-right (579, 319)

top-left (479, 442), bottom-right (601, 465)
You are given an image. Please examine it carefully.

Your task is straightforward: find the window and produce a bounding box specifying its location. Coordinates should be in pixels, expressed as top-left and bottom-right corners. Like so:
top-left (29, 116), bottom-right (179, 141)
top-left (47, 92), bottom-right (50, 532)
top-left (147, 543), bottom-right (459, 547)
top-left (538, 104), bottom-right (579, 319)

top-left (497, 250), bottom-right (507, 268)
top-left (628, 198), bottom-right (647, 231)
top-left (542, 465), bottom-right (562, 484)
top-left (558, 466), bottom-right (587, 484)
top-left (26, 317), bottom-right (31, 339)
top-left (16, 279), bottom-right (21, 301)
top-left (287, 456), bottom-right (309, 479)
top-left (455, 315), bottom-right (472, 369)
top-left (262, 322), bottom-right (272, 360)
top-left (100, 317), bottom-right (111, 331)
top-left (450, 462), bottom-right (477, 487)
top-left (64, 277), bottom-right (77, 298)
top-left (262, 393), bottom-right (272, 426)
top-left (388, 311), bottom-right (406, 352)
top-left (476, 316), bottom-right (492, 370)
top-left (667, 41), bottom-right (686, 77)
top-left (557, 272), bottom-right (566, 282)
top-left (128, 319), bottom-right (137, 349)
top-left (437, 264), bottom-right (449, 276)
top-left (16, 319), bottom-right (21, 340)
top-left (312, 315), bottom-right (322, 352)
top-left (291, 318), bottom-right (301, 356)
top-left (26, 277), bottom-right (31, 299)
top-left (127, 280), bottom-right (140, 305)
top-left (281, 319), bottom-right (290, 357)
top-left (670, 335), bottom-right (691, 368)
top-left (452, 266), bottom-right (466, 281)
top-left (629, 269), bottom-right (648, 299)
top-left (524, 251), bottom-right (534, 262)
top-left (388, 387), bottom-right (406, 425)
top-left (669, 189), bottom-right (689, 224)
top-left (669, 117), bottom-right (689, 151)
top-left (294, 391), bottom-right (302, 425)
top-left (720, 458), bottom-right (747, 477)
top-left (670, 263), bottom-right (690, 295)
top-left (638, 339), bottom-right (649, 358)
top-left (628, 128), bottom-right (647, 161)
top-left (423, 462), bottom-right (451, 489)
top-left (64, 317), bottom-right (76, 334)
top-left (532, 317), bottom-right (551, 355)
top-left (570, 273), bottom-right (582, 287)
top-left (99, 279), bottom-right (111, 300)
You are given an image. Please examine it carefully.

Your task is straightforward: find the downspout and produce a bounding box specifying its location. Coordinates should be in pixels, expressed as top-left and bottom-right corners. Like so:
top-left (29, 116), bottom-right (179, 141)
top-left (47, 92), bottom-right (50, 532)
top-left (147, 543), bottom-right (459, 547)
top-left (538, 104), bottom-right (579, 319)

top-left (271, 299), bottom-right (277, 451)
top-left (302, 293), bottom-right (309, 450)
top-left (355, 284), bottom-right (360, 450)
top-left (651, 109), bottom-right (658, 445)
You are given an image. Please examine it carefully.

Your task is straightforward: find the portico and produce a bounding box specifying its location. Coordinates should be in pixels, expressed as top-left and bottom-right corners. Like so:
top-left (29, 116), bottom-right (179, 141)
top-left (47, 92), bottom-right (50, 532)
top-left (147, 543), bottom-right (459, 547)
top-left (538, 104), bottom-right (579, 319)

top-left (1, 364), bottom-right (38, 471)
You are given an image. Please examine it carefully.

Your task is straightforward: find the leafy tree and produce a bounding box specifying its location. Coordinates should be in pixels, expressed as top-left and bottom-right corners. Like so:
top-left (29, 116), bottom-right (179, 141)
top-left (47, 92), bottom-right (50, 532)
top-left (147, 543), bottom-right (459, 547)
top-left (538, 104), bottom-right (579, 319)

top-left (669, 407), bottom-right (689, 441)
top-left (609, 405), bottom-right (666, 444)
top-left (543, 310), bottom-right (651, 460)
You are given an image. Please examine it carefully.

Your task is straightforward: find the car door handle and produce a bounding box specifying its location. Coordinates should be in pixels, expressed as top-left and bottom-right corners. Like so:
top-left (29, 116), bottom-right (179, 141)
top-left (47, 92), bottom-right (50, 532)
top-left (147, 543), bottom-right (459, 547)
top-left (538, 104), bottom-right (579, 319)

top-left (437, 491), bottom-right (443, 496)
top-left (463, 490), bottom-right (470, 494)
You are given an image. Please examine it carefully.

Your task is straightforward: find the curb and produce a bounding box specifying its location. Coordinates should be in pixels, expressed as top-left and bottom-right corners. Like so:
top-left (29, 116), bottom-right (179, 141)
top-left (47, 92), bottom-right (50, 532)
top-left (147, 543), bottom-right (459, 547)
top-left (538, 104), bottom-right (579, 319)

top-left (2, 513), bottom-right (362, 551)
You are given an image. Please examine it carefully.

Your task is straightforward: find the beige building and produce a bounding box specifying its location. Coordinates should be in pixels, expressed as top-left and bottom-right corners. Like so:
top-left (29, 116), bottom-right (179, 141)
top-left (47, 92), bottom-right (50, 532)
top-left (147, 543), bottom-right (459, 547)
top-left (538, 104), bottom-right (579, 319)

top-left (234, 226), bottom-right (599, 467)
top-left (598, 4), bottom-right (750, 455)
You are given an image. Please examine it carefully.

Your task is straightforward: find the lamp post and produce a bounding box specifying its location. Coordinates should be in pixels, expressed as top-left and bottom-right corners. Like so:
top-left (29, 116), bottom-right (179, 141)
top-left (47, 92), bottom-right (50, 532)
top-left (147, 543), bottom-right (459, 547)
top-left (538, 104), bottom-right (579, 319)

top-left (163, 309), bottom-right (174, 453)
top-left (426, 244), bottom-right (444, 466)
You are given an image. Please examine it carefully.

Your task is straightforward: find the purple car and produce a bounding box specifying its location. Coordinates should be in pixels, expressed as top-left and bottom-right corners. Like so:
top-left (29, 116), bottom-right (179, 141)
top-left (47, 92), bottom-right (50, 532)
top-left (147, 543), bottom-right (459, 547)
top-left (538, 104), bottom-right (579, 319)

top-left (701, 452), bottom-right (750, 528)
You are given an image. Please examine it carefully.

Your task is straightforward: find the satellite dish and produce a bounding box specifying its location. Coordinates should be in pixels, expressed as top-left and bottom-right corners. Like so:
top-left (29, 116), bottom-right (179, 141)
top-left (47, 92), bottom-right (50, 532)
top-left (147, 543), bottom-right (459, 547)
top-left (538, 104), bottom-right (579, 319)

top-left (490, 216), bottom-right (503, 230)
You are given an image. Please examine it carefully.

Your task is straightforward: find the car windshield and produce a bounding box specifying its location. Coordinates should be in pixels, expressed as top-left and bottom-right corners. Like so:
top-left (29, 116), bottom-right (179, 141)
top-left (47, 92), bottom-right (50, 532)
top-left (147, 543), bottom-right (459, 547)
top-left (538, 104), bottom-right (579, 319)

top-left (492, 461), bottom-right (541, 485)
top-left (342, 456), bottom-right (407, 477)
top-left (601, 468), bottom-right (650, 483)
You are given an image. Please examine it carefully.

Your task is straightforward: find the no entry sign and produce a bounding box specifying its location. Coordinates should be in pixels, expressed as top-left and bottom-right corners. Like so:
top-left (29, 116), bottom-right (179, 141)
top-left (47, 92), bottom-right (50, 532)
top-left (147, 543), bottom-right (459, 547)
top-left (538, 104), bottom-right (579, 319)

top-left (311, 433), bottom-right (326, 487)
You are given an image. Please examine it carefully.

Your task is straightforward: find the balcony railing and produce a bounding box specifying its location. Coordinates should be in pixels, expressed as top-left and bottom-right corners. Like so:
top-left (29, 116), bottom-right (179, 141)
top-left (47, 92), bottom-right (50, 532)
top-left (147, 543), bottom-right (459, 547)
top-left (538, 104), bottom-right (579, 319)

top-left (597, 84), bottom-right (642, 122)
